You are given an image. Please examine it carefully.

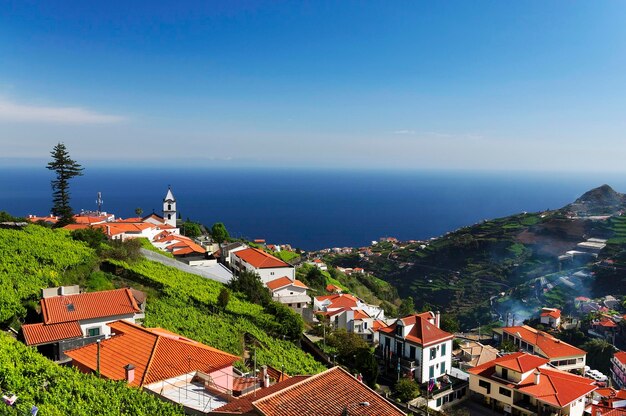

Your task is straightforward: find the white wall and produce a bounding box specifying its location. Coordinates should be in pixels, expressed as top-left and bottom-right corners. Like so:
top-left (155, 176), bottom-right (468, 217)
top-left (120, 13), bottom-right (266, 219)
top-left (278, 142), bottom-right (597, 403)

top-left (78, 314), bottom-right (137, 338)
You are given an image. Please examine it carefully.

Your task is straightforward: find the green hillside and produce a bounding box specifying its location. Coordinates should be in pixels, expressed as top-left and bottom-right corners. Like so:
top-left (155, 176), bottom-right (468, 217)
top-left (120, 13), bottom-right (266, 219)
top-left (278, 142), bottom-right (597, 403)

top-left (0, 225), bottom-right (324, 414)
top-left (326, 202), bottom-right (625, 329)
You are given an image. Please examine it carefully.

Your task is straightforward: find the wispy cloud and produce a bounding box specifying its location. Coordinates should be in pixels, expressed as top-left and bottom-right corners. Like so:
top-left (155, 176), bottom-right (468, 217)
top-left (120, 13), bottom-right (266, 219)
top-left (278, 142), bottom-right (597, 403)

top-left (392, 129), bottom-right (416, 135)
top-left (0, 97), bottom-right (126, 124)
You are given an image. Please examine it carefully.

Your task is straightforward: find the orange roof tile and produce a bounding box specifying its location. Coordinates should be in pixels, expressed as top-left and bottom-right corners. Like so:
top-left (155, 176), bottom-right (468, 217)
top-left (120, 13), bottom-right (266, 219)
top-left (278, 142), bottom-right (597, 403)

top-left (65, 320), bottom-right (239, 387)
top-left (325, 284), bottom-right (342, 293)
top-left (41, 288), bottom-right (140, 325)
top-left (615, 351), bottom-right (626, 366)
top-left (22, 321), bottom-right (83, 346)
top-left (372, 320), bottom-right (388, 331)
top-left (213, 376), bottom-right (310, 414)
top-left (315, 293), bottom-right (359, 309)
top-left (496, 352), bottom-right (549, 373)
top-left (379, 313), bottom-right (453, 347)
top-left (501, 326), bottom-right (585, 359)
top-left (266, 277), bottom-right (308, 291)
top-left (598, 318), bottom-right (618, 328)
top-left (234, 248), bottom-right (290, 269)
top-left (469, 353), bottom-right (596, 407)
top-left (540, 308), bottom-right (561, 319)
top-left (518, 367), bottom-right (596, 407)
top-left (353, 310), bottom-right (370, 320)
top-left (251, 367), bottom-right (405, 416)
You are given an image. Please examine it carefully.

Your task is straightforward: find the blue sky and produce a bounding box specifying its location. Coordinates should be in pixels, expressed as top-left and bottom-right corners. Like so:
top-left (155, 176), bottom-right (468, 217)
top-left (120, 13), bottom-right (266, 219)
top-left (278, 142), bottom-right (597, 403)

top-left (1, 1), bottom-right (626, 171)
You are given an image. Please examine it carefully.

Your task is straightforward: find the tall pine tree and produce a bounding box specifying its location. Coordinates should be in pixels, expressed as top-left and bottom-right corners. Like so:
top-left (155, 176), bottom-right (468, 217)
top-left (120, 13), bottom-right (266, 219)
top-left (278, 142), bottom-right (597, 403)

top-left (46, 142), bottom-right (83, 226)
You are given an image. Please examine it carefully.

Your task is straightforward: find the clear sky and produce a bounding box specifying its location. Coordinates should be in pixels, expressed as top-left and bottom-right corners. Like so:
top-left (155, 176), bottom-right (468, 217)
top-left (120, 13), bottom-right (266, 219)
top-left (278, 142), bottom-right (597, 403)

top-left (1, 1), bottom-right (626, 171)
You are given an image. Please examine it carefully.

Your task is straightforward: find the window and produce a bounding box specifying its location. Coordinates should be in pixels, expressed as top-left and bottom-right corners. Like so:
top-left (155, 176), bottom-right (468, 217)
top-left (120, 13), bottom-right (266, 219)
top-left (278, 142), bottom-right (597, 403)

top-left (87, 327), bottom-right (100, 337)
top-left (409, 346), bottom-right (416, 360)
top-left (502, 368), bottom-right (509, 380)
top-left (441, 343), bottom-right (446, 356)
top-left (441, 361), bottom-right (446, 375)
top-left (167, 214), bottom-right (171, 220)
top-left (168, 204), bottom-right (171, 210)
top-left (270, 272), bottom-right (275, 275)
top-left (396, 325), bottom-right (403, 336)
top-left (436, 398), bottom-right (442, 407)
top-left (430, 348), bottom-right (436, 360)
top-left (363, 322), bottom-right (368, 330)
top-left (384, 337), bottom-right (390, 348)
top-left (478, 380), bottom-right (491, 394)
top-left (499, 387), bottom-right (511, 397)
top-left (429, 365), bottom-right (435, 379)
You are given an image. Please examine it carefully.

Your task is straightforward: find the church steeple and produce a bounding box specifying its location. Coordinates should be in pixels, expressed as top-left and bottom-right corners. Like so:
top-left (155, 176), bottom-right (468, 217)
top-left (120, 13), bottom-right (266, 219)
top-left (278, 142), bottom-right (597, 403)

top-left (163, 186), bottom-right (177, 227)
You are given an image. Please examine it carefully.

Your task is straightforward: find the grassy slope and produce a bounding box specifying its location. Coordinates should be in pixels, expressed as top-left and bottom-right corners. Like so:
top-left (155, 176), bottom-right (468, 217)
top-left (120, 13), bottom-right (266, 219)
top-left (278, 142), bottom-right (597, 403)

top-left (0, 225), bottom-right (324, 415)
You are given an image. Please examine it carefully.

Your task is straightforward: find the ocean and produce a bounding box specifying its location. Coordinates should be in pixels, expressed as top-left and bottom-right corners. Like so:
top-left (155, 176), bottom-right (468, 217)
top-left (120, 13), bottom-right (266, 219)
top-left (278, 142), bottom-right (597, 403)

top-left (1, 166), bottom-right (625, 251)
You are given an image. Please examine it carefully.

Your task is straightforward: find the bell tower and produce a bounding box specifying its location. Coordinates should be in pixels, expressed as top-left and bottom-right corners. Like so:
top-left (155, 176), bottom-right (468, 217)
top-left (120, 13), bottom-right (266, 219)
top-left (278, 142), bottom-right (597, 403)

top-left (163, 186), bottom-right (177, 227)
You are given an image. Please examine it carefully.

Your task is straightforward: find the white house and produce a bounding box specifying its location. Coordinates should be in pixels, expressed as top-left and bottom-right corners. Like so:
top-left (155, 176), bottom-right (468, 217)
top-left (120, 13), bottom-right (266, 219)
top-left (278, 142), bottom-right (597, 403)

top-left (314, 293), bottom-right (385, 320)
top-left (493, 325), bottom-right (586, 372)
top-left (307, 259), bottom-right (328, 271)
top-left (468, 352), bottom-right (596, 416)
top-left (378, 311), bottom-right (453, 383)
top-left (230, 247), bottom-right (295, 283)
top-left (22, 287), bottom-right (144, 361)
top-left (539, 308), bottom-right (561, 329)
top-left (266, 276), bottom-right (311, 311)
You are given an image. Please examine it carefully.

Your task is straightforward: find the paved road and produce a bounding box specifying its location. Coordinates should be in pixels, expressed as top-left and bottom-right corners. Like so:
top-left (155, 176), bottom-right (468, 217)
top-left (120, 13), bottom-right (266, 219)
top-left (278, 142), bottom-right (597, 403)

top-left (140, 248), bottom-right (233, 284)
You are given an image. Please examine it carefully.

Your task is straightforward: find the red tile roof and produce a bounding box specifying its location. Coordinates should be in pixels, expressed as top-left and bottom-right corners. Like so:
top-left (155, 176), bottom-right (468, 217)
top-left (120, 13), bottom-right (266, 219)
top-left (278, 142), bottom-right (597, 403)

top-left (234, 248), bottom-right (290, 269)
top-left (597, 318), bottom-right (618, 328)
top-left (614, 351), bottom-right (626, 366)
top-left (500, 326), bottom-right (586, 359)
top-left (372, 320), bottom-right (388, 331)
top-left (325, 284), bottom-right (342, 293)
top-left (41, 288), bottom-right (141, 325)
top-left (212, 376), bottom-right (309, 415)
top-left (540, 308), bottom-right (561, 319)
top-left (379, 313), bottom-right (453, 347)
top-left (315, 293), bottom-right (359, 309)
top-left (518, 367), bottom-right (596, 407)
top-left (266, 277), bottom-right (308, 291)
top-left (22, 321), bottom-right (83, 346)
top-left (65, 320), bottom-right (239, 387)
top-left (251, 367), bottom-right (405, 416)
top-left (469, 353), bottom-right (596, 407)
top-left (494, 352), bottom-right (549, 373)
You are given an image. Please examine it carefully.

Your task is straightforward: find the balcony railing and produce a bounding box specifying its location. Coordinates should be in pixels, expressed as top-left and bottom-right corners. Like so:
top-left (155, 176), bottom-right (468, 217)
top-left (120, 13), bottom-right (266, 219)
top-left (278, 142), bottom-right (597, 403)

top-left (399, 357), bottom-right (418, 369)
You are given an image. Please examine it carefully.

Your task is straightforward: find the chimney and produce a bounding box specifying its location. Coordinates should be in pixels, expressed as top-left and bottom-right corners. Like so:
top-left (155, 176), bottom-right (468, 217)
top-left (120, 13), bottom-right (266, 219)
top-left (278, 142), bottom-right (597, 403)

top-left (533, 370), bottom-right (540, 385)
top-left (435, 311), bottom-right (441, 328)
top-left (260, 365), bottom-right (268, 388)
top-left (124, 364), bottom-right (135, 384)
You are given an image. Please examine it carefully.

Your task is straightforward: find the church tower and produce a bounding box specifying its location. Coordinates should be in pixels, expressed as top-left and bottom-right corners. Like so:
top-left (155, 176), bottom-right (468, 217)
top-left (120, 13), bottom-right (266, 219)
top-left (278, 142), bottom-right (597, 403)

top-left (163, 186), bottom-right (177, 227)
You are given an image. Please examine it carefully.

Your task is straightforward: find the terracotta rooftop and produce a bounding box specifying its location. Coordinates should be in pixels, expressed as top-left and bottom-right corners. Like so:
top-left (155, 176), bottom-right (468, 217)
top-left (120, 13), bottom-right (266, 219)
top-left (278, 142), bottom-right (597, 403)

top-left (499, 325), bottom-right (586, 359)
top-left (315, 293), bottom-right (360, 309)
top-left (540, 308), bottom-right (561, 319)
top-left (266, 277), bottom-right (308, 291)
top-left (41, 288), bottom-right (141, 325)
top-left (233, 248), bottom-right (290, 269)
top-left (22, 321), bottom-right (83, 346)
top-left (379, 312), bottom-right (453, 347)
top-left (65, 320), bottom-right (239, 387)
top-left (615, 351), bottom-right (626, 366)
top-left (469, 353), bottom-right (596, 407)
top-left (251, 367), bottom-right (405, 416)
top-left (212, 376), bottom-right (309, 415)
top-left (495, 352), bottom-right (549, 373)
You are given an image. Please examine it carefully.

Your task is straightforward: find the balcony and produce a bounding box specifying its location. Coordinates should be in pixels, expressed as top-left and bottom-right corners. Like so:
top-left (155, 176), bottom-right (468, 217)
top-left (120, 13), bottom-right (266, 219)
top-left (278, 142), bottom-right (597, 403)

top-left (400, 357), bottom-right (418, 370)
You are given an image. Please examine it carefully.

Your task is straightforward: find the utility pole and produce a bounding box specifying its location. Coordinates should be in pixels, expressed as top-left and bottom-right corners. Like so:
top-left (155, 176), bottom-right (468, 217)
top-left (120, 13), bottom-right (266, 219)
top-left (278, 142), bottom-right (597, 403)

top-left (96, 339), bottom-right (101, 376)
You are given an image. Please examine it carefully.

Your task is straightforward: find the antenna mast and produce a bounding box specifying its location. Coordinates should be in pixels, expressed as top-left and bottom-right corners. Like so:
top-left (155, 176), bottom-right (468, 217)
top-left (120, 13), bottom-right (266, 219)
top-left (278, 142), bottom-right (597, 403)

top-left (96, 192), bottom-right (103, 214)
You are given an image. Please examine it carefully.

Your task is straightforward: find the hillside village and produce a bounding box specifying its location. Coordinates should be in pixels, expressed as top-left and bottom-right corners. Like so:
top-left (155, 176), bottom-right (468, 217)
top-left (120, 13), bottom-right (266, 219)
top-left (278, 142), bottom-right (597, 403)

top-left (1, 185), bottom-right (626, 416)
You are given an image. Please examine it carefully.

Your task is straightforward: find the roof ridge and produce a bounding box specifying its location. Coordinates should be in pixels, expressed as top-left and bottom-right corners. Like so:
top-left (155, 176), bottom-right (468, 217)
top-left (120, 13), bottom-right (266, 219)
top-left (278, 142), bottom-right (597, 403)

top-left (140, 335), bottom-right (161, 387)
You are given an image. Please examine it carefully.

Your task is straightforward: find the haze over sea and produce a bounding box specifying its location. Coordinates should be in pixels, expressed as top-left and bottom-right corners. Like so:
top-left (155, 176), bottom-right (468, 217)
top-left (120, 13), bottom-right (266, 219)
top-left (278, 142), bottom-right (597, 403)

top-left (2, 166), bottom-right (625, 251)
